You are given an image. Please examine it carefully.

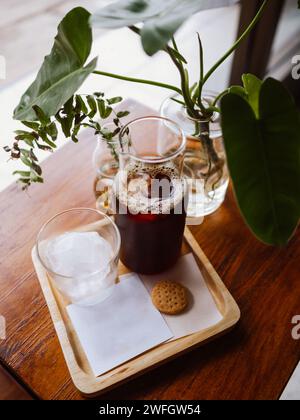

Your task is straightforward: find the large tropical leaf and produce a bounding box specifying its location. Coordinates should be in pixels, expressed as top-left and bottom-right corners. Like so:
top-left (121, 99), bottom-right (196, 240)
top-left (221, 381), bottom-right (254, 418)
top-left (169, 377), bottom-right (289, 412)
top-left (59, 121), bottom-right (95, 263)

top-left (92, 0), bottom-right (238, 55)
top-left (221, 78), bottom-right (300, 245)
top-left (241, 73), bottom-right (262, 118)
top-left (14, 7), bottom-right (97, 121)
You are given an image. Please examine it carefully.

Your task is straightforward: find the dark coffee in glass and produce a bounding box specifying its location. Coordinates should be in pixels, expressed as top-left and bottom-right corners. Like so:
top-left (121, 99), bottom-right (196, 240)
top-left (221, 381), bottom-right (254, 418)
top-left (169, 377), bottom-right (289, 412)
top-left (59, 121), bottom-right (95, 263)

top-left (112, 116), bottom-right (187, 274)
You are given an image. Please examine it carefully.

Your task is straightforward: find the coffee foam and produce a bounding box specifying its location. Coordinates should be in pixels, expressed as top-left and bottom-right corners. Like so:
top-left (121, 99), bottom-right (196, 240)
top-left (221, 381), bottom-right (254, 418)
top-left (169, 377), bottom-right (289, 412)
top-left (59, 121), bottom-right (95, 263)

top-left (113, 162), bottom-right (187, 215)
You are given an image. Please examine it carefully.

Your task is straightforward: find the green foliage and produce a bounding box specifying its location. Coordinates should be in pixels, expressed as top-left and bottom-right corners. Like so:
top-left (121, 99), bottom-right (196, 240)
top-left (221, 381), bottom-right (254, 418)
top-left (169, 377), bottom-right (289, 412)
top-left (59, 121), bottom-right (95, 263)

top-left (241, 74), bottom-right (262, 117)
top-left (221, 78), bottom-right (300, 245)
top-left (6, 94), bottom-right (129, 188)
top-left (227, 74), bottom-right (262, 118)
top-left (13, 7), bottom-right (97, 121)
top-left (92, 0), bottom-right (237, 55)
top-left (8, 0), bottom-right (300, 246)
top-left (92, 0), bottom-right (269, 120)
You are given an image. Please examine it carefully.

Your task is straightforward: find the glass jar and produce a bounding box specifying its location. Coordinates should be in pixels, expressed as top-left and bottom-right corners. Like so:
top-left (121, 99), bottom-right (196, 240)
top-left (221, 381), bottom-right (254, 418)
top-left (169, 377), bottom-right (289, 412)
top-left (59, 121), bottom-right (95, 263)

top-left (93, 123), bottom-right (120, 213)
top-left (111, 116), bottom-right (189, 274)
top-left (161, 91), bottom-right (229, 216)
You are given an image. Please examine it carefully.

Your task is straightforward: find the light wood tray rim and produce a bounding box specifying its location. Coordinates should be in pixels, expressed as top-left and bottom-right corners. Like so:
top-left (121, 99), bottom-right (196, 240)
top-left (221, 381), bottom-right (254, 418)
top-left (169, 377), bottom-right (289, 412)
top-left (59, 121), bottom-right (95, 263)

top-left (32, 227), bottom-right (240, 397)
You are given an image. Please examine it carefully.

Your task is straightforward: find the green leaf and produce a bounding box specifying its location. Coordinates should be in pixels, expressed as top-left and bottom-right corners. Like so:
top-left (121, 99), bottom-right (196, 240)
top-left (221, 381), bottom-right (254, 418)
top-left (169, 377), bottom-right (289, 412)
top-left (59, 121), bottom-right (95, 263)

top-left (14, 131), bottom-right (36, 141)
top-left (32, 105), bottom-right (50, 125)
top-left (107, 96), bottom-right (123, 105)
top-left (31, 162), bottom-right (42, 176)
top-left (92, 0), bottom-right (161, 28)
top-left (13, 170), bottom-right (31, 177)
top-left (72, 123), bottom-right (81, 137)
top-left (168, 47), bottom-right (187, 64)
top-left (14, 7), bottom-right (97, 121)
top-left (21, 121), bottom-right (40, 130)
top-left (227, 74), bottom-right (262, 117)
top-left (228, 85), bottom-right (247, 99)
top-left (75, 95), bottom-right (88, 114)
top-left (104, 107), bottom-right (113, 118)
top-left (170, 96), bottom-right (185, 106)
top-left (92, 0), bottom-right (237, 55)
top-left (29, 149), bottom-right (38, 162)
top-left (87, 95), bottom-right (97, 118)
top-left (30, 174), bottom-right (44, 183)
top-left (20, 155), bottom-right (32, 167)
top-left (97, 99), bottom-right (106, 118)
top-left (197, 33), bottom-right (204, 88)
top-left (242, 73), bottom-right (262, 118)
top-left (58, 97), bottom-right (75, 137)
top-left (45, 122), bottom-right (58, 140)
top-left (20, 149), bottom-right (30, 157)
top-left (71, 134), bottom-right (79, 143)
top-left (62, 96), bottom-right (75, 116)
top-left (35, 143), bottom-right (53, 152)
top-left (18, 178), bottom-right (31, 186)
top-left (221, 78), bottom-right (300, 245)
top-left (116, 111), bottom-right (130, 118)
top-left (39, 131), bottom-right (57, 148)
top-left (56, 116), bottom-right (71, 138)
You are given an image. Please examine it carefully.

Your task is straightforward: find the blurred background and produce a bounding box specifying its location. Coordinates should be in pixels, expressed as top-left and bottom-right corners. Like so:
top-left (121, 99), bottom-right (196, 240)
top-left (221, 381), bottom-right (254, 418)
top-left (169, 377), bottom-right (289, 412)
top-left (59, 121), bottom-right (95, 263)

top-left (0, 0), bottom-right (299, 192)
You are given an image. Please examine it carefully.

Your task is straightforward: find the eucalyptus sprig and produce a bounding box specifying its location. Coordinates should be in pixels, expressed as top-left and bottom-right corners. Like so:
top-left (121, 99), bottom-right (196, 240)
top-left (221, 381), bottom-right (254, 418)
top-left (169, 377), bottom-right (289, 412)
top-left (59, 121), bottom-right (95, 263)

top-left (5, 93), bottom-right (129, 189)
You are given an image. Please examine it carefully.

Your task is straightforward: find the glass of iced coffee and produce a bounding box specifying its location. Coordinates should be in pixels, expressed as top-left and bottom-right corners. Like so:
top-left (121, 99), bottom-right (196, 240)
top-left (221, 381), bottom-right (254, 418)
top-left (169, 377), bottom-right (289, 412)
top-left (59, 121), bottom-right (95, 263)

top-left (111, 116), bottom-right (188, 274)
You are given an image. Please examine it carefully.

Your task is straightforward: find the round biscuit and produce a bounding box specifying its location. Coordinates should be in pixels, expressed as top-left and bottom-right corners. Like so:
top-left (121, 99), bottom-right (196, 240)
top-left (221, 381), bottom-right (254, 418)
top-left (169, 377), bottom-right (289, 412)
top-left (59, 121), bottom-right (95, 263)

top-left (151, 280), bottom-right (188, 315)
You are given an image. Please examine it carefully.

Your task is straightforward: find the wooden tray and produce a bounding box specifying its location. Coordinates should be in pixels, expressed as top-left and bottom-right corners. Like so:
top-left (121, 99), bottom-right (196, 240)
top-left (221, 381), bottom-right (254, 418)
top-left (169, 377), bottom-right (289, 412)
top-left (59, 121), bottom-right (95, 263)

top-left (32, 227), bottom-right (240, 397)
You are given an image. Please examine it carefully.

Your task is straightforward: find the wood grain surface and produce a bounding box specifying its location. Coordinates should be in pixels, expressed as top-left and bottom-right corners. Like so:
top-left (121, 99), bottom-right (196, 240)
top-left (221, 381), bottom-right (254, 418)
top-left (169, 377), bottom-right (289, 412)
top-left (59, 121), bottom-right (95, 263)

top-left (0, 128), bottom-right (299, 400)
top-left (0, 364), bottom-right (33, 400)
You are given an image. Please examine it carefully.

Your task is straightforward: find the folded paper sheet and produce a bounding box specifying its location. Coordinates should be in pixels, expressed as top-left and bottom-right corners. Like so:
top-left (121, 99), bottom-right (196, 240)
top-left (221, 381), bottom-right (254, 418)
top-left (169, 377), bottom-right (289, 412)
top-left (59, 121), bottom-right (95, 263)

top-left (67, 273), bottom-right (173, 376)
top-left (141, 253), bottom-right (223, 339)
top-left (67, 253), bottom-right (223, 377)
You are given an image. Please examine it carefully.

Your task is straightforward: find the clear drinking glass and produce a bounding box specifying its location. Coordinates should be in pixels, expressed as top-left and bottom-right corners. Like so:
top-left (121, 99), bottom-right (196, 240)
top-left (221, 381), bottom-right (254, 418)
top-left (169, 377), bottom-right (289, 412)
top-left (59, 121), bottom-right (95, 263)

top-left (37, 208), bottom-right (121, 306)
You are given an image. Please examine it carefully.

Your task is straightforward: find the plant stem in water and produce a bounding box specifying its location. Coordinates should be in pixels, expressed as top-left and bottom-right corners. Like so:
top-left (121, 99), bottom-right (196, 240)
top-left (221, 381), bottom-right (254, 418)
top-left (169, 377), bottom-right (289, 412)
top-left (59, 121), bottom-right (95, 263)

top-left (198, 120), bottom-right (224, 196)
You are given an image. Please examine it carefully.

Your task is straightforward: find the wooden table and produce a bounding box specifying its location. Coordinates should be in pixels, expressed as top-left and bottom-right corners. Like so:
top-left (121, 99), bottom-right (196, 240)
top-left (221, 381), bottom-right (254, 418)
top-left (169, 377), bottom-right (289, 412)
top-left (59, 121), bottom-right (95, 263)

top-left (0, 365), bottom-right (32, 400)
top-left (0, 129), bottom-right (299, 400)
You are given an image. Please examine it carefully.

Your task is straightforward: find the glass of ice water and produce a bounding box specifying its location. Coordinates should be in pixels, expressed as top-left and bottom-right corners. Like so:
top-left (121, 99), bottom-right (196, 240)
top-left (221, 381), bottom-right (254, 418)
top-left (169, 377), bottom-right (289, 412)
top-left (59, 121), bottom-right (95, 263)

top-left (37, 208), bottom-right (121, 306)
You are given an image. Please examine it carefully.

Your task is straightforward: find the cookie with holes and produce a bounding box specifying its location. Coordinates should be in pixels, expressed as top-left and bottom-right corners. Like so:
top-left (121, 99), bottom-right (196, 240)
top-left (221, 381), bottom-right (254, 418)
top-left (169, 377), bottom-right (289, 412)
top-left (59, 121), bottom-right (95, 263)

top-left (151, 280), bottom-right (188, 315)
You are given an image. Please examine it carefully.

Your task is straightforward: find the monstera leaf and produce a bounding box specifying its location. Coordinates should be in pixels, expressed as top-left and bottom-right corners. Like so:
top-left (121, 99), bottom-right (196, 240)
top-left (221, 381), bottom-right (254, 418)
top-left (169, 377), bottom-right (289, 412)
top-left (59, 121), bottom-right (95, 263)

top-left (221, 78), bottom-right (300, 245)
top-left (14, 7), bottom-right (97, 121)
top-left (92, 0), bottom-right (238, 55)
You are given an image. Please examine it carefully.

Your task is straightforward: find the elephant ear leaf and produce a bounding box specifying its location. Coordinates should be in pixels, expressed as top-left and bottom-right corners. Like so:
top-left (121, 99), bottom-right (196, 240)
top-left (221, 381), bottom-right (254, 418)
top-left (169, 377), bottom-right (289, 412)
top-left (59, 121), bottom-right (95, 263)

top-left (221, 78), bottom-right (300, 246)
top-left (14, 7), bottom-right (97, 121)
top-left (92, 0), bottom-right (238, 56)
top-left (242, 73), bottom-right (262, 118)
top-left (91, 0), bottom-right (166, 28)
top-left (141, 0), bottom-right (238, 55)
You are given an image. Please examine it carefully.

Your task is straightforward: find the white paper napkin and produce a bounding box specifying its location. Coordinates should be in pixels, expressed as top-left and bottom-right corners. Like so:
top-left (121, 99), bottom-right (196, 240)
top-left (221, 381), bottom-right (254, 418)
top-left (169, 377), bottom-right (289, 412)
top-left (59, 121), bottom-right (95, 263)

top-left (67, 273), bottom-right (173, 376)
top-left (141, 253), bottom-right (223, 339)
top-left (67, 253), bottom-right (223, 377)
